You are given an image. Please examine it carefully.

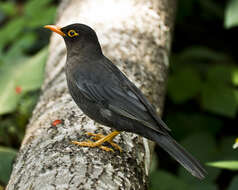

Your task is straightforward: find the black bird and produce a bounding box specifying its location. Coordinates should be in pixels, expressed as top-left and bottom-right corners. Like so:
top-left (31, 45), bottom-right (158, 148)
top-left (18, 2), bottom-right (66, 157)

top-left (44, 23), bottom-right (207, 179)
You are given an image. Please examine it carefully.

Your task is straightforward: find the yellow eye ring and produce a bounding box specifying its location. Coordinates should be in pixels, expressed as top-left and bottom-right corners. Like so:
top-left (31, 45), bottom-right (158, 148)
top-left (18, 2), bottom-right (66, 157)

top-left (67, 30), bottom-right (79, 37)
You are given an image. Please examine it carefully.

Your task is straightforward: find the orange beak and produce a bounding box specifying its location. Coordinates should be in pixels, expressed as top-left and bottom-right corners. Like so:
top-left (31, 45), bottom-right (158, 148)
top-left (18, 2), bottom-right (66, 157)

top-left (44, 25), bottom-right (66, 37)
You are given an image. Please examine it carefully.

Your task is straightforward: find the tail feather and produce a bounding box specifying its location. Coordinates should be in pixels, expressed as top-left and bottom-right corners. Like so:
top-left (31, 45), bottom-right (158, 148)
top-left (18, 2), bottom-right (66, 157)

top-left (152, 133), bottom-right (207, 179)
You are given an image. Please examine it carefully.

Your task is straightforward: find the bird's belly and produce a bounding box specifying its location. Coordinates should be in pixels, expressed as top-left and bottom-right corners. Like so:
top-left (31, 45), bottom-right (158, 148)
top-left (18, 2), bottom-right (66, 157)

top-left (69, 91), bottom-right (131, 131)
top-left (66, 82), bottom-right (113, 127)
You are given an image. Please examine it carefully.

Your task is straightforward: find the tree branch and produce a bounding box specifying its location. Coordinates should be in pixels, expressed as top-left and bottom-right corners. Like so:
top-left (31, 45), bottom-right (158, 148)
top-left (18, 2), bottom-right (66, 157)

top-left (7, 0), bottom-right (176, 189)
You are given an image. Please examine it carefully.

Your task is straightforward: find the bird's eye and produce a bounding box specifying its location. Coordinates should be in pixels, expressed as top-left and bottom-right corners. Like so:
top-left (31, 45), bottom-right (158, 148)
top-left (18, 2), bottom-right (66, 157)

top-left (67, 30), bottom-right (79, 37)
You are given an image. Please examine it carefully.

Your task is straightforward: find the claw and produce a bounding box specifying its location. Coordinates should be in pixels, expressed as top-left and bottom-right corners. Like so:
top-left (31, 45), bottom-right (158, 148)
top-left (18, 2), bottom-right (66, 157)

top-left (72, 131), bottom-right (121, 152)
top-left (99, 146), bottom-right (114, 152)
top-left (87, 132), bottom-right (122, 152)
top-left (109, 141), bottom-right (122, 152)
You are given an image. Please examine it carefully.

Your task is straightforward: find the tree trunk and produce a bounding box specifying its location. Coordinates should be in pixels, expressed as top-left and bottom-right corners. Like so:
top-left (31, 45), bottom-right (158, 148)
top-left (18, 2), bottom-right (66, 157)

top-left (7, 0), bottom-right (175, 189)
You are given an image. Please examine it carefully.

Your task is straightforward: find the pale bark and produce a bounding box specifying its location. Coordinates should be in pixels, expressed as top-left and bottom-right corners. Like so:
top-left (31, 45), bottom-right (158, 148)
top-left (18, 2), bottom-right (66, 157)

top-left (7, 0), bottom-right (175, 189)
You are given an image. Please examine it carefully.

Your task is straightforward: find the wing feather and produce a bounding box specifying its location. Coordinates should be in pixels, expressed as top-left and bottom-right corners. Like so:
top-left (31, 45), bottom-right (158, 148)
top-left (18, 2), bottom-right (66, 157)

top-left (73, 79), bottom-right (168, 134)
top-left (70, 57), bottom-right (170, 134)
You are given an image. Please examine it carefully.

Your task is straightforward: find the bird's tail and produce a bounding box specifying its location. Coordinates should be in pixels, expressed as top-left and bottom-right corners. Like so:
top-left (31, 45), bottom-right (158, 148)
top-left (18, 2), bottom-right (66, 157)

top-left (151, 133), bottom-right (207, 179)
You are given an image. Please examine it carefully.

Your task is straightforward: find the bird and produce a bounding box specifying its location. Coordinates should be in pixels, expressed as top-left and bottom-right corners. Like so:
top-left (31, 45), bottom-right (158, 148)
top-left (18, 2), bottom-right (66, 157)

top-left (44, 23), bottom-right (207, 179)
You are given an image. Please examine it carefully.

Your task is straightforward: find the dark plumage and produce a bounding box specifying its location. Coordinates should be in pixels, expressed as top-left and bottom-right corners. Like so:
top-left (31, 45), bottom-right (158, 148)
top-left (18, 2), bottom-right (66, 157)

top-left (44, 23), bottom-right (207, 179)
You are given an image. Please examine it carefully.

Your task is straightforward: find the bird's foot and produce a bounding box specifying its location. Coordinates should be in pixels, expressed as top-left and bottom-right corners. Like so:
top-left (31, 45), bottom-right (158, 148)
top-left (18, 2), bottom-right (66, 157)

top-left (87, 132), bottom-right (122, 152)
top-left (72, 140), bottom-right (114, 152)
top-left (72, 131), bottom-right (121, 152)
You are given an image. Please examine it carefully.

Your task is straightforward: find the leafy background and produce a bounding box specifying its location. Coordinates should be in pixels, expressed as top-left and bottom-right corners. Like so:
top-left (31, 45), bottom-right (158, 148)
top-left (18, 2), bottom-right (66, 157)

top-left (0, 0), bottom-right (237, 189)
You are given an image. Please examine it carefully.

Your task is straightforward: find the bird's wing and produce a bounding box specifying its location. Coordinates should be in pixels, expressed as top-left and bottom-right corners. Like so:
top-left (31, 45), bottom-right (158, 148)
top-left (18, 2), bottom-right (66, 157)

top-left (103, 58), bottom-right (170, 132)
top-left (75, 80), bottom-right (167, 134)
top-left (120, 72), bottom-right (171, 132)
top-left (71, 59), bottom-right (170, 134)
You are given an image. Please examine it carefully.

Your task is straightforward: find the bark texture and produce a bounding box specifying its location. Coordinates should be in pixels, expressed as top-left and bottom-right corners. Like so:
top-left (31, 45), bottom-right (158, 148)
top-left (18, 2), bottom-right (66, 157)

top-left (7, 0), bottom-right (175, 189)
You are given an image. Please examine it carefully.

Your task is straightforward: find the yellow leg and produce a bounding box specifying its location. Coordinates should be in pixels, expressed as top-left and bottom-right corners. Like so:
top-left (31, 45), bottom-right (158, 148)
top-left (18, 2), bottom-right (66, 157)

top-left (87, 132), bottom-right (122, 152)
top-left (73, 139), bottom-right (114, 152)
top-left (72, 131), bottom-right (121, 152)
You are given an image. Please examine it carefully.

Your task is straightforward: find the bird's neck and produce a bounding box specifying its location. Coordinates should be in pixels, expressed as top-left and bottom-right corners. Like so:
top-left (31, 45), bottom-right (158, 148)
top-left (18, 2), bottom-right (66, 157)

top-left (67, 39), bottom-right (102, 59)
top-left (66, 42), bottom-right (103, 69)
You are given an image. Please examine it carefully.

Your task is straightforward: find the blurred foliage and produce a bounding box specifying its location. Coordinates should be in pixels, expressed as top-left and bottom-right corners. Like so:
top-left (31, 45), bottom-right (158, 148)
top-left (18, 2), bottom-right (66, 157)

top-left (0, 0), bottom-right (237, 189)
top-left (0, 0), bottom-right (56, 186)
top-left (150, 0), bottom-right (238, 190)
top-left (150, 170), bottom-right (190, 190)
top-left (207, 161), bottom-right (238, 170)
top-left (228, 176), bottom-right (238, 190)
top-left (225, 0), bottom-right (238, 28)
top-left (168, 48), bottom-right (238, 118)
top-left (233, 138), bottom-right (238, 149)
top-left (0, 48), bottom-right (47, 114)
top-left (0, 147), bottom-right (17, 184)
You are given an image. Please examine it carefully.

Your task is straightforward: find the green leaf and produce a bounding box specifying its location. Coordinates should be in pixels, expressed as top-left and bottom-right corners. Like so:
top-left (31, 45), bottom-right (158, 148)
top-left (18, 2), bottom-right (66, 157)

top-left (228, 176), bottom-right (238, 190)
top-left (173, 46), bottom-right (230, 65)
top-left (231, 68), bottom-right (238, 86)
top-left (24, 0), bottom-right (56, 28)
top-left (201, 83), bottom-right (237, 118)
top-left (26, 7), bottom-right (56, 28)
top-left (24, 0), bottom-right (54, 16)
top-left (4, 33), bottom-right (36, 62)
top-left (168, 68), bottom-right (202, 104)
top-left (206, 64), bottom-right (236, 84)
top-left (207, 161), bottom-right (238, 170)
top-left (204, 65), bottom-right (238, 117)
top-left (150, 170), bottom-right (189, 190)
top-left (225, 0), bottom-right (238, 28)
top-left (16, 48), bottom-right (47, 91)
top-left (0, 18), bottom-right (25, 49)
top-left (0, 79), bottom-right (20, 115)
top-left (0, 48), bottom-right (47, 115)
top-left (0, 2), bottom-right (16, 16)
top-left (0, 146), bottom-right (17, 185)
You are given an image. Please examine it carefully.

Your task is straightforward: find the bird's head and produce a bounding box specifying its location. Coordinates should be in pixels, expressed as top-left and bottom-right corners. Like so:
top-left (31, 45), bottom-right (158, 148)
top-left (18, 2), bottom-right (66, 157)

top-left (44, 23), bottom-right (102, 56)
